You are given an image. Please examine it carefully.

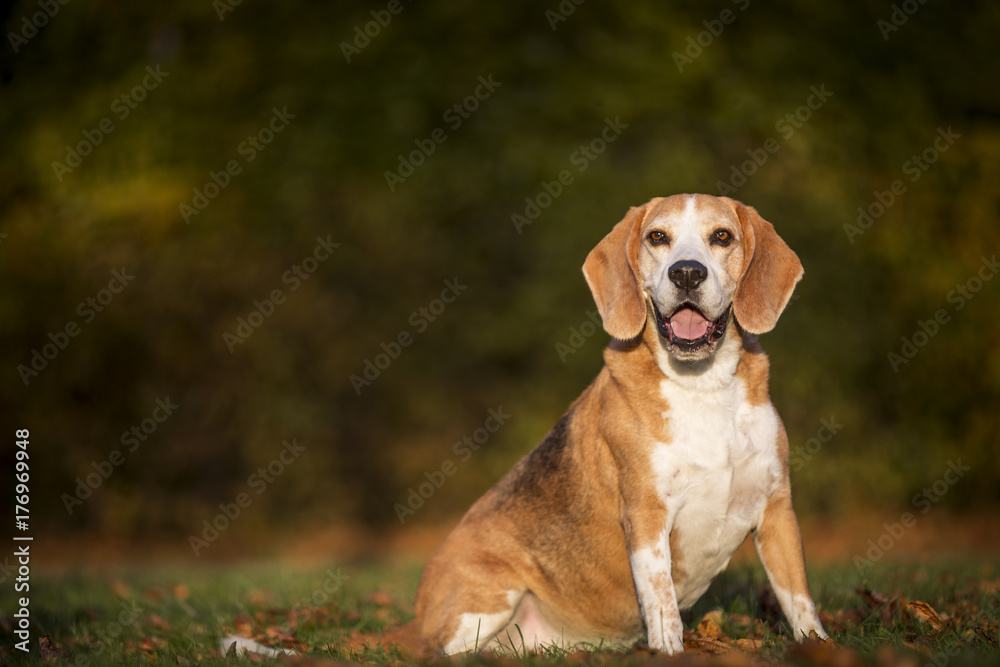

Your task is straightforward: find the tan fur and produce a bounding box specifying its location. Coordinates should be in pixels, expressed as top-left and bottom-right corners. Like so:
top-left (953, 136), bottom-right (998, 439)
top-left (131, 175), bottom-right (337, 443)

top-left (727, 199), bottom-right (804, 334)
top-left (405, 195), bottom-right (823, 658)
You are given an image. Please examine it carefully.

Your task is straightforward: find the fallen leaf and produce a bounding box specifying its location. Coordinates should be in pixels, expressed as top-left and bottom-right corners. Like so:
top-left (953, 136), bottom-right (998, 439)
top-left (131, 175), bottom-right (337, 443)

top-left (234, 614), bottom-right (254, 636)
top-left (684, 636), bottom-right (730, 654)
top-left (173, 584), bottom-right (190, 599)
top-left (906, 600), bottom-right (944, 631)
top-left (140, 636), bottom-right (168, 653)
top-left (698, 610), bottom-right (725, 639)
top-left (147, 613), bottom-right (171, 630)
top-left (143, 587), bottom-right (165, 602)
top-left (369, 591), bottom-right (393, 606)
top-left (38, 636), bottom-right (67, 662)
top-left (561, 650), bottom-right (589, 665)
top-left (875, 644), bottom-right (920, 667)
top-left (973, 626), bottom-right (998, 649)
top-left (857, 587), bottom-right (889, 609)
top-left (820, 610), bottom-right (846, 632)
top-left (110, 580), bottom-right (132, 597)
top-left (264, 625), bottom-right (292, 640)
top-left (728, 613), bottom-right (752, 627)
top-left (786, 638), bottom-right (861, 666)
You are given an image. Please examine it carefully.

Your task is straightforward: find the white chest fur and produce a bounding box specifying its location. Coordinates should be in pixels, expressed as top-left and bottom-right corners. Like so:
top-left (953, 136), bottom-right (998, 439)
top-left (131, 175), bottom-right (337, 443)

top-left (651, 339), bottom-right (783, 609)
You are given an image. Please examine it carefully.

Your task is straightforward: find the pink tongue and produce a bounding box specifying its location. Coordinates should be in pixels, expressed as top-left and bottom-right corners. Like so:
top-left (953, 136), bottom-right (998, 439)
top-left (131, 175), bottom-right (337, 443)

top-left (670, 308), bottom-right (709, 340)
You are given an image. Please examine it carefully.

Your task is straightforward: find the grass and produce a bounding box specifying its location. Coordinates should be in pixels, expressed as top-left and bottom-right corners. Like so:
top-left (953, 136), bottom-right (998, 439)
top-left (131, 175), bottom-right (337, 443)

top-left (1, 557), bottom-right (998, 665)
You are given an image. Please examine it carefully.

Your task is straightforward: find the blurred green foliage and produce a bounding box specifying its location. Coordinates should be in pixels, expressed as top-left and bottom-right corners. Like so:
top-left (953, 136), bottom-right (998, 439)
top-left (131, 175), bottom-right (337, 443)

top-left (1, 0), bottom-right (998, 540)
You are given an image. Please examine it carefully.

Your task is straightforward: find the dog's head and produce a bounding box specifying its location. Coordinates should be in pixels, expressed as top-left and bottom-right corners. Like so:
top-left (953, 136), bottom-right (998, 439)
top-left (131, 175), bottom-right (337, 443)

top-left (583, 194), bottom-right (803, 361)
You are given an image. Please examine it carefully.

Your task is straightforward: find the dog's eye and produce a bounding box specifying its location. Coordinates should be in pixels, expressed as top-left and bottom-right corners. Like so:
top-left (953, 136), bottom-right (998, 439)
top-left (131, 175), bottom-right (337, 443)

top-left (712, 229), bottom-right (733, 246)
top-left (648, 230), bottom-right (668, 245)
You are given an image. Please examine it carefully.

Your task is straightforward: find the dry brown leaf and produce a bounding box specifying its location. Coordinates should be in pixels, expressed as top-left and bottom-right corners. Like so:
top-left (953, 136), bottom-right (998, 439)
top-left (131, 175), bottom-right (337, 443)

top-left (728, 613), bottom-right (752, 627)
top-left (339, 629), bottom-right (388, 656)
top-left (734, 637), bottom-right (760, 652)
top-left (176, 657), bottom-right (192, 666)
top-left (978, 579), bottom-right (1000, 594)
top-left (560, 650), bottom-right (589, 665)
top-left (173, 584), bottom-right (190, 599)
top-left (786, 638), bottom-right (861, 666)
top-left (234, 614), bottom-right (254, 636)
top-left (820, 610), bottom-right (847, 632)
top-left (369, 591), bottom-right (393, 606)
top-left (698, 610), bottom-right (726, 639)
top-left (38, 636), bottom-right (67, 662)
top-left (147, 613), bottom-right (171, 630)
top-left (684, 636), bottom-right (731, 654)
top-left (140, 636), bottom-right (168, 653)
top-left (973, 626), bottom-right (998, 648)
top-left (875, 644), bottom-right (920, 667)
top-left (627, 643), bottom-right (659, 656)
top-left (143, 587), bottom-right (165, 602)
top-left (263, 625), bottom-right (289, 640)
top-left (110, 580), bottom-right (132, 597)
top-left (841, 606), bottom-right (869, 626)
top-left (906, 600), bottom-right (944, 631)
top-left (857, 587), bottom-right (889, 609)
top-left (248, 589), bottom-right (271, 605)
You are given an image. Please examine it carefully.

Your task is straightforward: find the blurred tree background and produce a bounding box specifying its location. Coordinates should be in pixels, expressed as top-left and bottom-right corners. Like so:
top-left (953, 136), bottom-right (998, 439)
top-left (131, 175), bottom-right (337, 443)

top-left (1, 0), bottom-right (998, 545)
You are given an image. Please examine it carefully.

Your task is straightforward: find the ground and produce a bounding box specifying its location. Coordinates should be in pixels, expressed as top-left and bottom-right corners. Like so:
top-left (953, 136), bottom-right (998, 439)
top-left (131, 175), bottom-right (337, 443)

top-left (2, 551), bottom-right (999, 666)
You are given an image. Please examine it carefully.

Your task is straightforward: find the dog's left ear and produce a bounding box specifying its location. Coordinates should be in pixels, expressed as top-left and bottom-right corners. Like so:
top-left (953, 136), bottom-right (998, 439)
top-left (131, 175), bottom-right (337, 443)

top-left (582, 202), bottom-right (651, 340)
top-left (730, 201), bottom-right (804, 334)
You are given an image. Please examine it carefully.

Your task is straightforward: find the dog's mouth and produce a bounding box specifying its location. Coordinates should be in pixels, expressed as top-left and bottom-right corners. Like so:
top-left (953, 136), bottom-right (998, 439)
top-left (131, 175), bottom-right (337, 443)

top-left (654, 303), bottom-right (731, 352)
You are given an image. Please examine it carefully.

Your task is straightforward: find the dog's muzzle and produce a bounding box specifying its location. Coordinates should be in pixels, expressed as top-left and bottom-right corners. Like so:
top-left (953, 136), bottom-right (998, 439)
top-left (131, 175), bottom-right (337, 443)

top-left (654, 303), bottom-right (731, 352)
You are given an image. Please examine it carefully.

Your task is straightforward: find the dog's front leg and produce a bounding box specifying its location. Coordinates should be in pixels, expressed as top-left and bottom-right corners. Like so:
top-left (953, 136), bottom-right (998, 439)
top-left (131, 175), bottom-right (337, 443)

top-left (754, 488), bottom-right (828, 640)
top-left (624, 499), bottom-right (684, 654)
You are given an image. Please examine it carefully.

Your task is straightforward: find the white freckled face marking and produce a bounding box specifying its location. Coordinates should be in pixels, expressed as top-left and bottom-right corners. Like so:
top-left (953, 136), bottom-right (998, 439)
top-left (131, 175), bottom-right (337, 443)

top-left (637, 195), bottom-right (745, 321)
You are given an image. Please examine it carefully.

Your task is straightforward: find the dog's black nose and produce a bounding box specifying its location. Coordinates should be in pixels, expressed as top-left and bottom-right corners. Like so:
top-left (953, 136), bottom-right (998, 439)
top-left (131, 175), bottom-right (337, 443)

top-left (668, 260), bottom-right (708, 292)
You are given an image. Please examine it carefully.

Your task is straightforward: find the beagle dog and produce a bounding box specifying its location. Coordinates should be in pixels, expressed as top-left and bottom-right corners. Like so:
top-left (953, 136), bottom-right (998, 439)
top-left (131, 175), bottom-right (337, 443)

top-left (405, 194), bottom-right (827, 656)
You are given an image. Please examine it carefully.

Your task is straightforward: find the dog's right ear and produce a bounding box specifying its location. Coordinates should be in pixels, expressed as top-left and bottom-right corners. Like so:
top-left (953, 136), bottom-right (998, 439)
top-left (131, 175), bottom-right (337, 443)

top-left (582, 203), bottom-right (651, 341)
